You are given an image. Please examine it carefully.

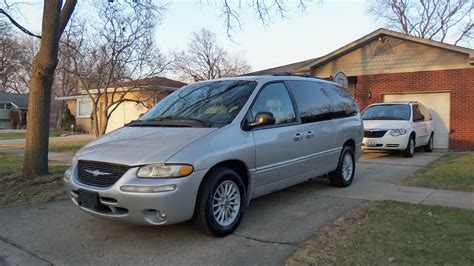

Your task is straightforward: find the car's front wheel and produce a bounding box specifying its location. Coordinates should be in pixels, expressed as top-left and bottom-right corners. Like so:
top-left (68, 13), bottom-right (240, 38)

top-left (193, 167), bottom-right (246, 237)
top-left (403, 135), bottom-right (415, 157)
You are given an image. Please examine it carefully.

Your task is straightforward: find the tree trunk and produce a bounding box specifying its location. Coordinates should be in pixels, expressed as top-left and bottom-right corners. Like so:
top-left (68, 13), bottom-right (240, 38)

top-left (23, 0), bottom-right (77, 178)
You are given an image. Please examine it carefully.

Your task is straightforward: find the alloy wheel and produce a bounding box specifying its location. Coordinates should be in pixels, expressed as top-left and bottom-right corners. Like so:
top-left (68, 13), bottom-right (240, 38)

top-left (212, 180), bottom-right (241, 227)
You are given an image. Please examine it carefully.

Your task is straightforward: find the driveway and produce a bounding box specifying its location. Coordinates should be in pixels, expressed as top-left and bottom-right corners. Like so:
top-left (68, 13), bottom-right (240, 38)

top-left (0, 151), bottom-right (452, 265)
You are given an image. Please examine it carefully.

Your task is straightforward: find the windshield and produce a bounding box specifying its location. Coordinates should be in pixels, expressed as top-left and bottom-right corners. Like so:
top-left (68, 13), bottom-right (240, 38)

top-left (362, 104), bottom-right (411, 121)
top-left (135, 80), bottom-right (257, 127)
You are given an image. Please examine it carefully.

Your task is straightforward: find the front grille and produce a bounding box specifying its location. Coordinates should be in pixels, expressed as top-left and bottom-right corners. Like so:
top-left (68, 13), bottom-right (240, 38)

top-left (364, 130), bottom-right (388, 138)
top-left (77, 160), bottom-right (130, 188)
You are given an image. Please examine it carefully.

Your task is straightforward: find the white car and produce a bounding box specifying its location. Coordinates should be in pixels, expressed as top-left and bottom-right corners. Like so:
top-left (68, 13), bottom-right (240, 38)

top-left (362, 101), bottom-right (434, 157)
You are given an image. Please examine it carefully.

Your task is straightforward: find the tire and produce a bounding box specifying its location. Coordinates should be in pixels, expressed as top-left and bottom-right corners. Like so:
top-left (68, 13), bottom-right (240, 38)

top-left (329, 146), bottom-right (355, 187)
top-left (193, 167), bottom-right (246, 237)
top-left (403, 135), bottom-right (415, 157)
top-left (424, 133), bottom-right (434, 152)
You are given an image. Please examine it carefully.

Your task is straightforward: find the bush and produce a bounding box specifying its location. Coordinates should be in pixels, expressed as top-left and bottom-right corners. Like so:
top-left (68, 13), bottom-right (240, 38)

top-left (62, 107), bottom-right (76, 129)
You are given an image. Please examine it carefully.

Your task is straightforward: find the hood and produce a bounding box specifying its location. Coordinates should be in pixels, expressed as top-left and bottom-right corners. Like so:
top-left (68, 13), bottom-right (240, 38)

top-left (363, 120), bottom-right (411, 130)
top-left (76, 126), bottom-right (218, 166)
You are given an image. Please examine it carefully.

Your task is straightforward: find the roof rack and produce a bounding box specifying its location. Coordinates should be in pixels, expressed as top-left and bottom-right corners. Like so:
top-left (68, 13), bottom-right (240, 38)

top-left (242, 72), bottom-right (330, 81)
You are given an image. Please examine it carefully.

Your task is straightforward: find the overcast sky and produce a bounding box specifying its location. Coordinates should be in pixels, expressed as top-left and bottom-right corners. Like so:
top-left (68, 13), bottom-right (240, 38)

top-left (13, 0), bottom-right (375, 72)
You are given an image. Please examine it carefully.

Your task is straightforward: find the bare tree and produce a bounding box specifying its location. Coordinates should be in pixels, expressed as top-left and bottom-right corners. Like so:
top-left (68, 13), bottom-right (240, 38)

top-left (368, 0), bottom-right (473, 46)
top-left (52, 19), bottom-right (83, 131)
top-left (174, 28), bottom-right (251, 81)
top-left (69, 0), bottom-right (169, 136)
top-left (20, 0), bottom-right (77, 178)
top-left (205, 0), bottom-right (309, 37)
top-left (0, 23), bottom-right (35, 93)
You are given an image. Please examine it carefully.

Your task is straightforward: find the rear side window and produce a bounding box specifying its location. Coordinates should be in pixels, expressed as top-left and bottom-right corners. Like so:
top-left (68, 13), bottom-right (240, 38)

top-left (323, 84), bottom-right (359, 118)
top-left (412, 105), bottom-right (424, 122)
top-left (286, 81), bottom-right (333, 123)
top-left (418, 104), bottom-right (432, 121)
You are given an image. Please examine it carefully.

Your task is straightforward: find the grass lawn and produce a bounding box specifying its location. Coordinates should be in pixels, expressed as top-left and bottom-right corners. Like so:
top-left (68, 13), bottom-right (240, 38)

top-left (287, 201), bottom-right (474, 265)
top-left (0, 129), bottom-right (63, 140)
top-left (0, 139), bottom-right (90, 155)
top-left (0, 152), bottom-right (70, 207)
top-left (48, 140), bottom-right (90, 155)
top-left (401, 152), bottom-right (474, 192)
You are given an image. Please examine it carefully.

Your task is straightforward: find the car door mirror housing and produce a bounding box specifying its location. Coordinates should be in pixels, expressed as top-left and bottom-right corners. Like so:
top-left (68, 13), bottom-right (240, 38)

top-left (245, 112), bottom-right (276, 130)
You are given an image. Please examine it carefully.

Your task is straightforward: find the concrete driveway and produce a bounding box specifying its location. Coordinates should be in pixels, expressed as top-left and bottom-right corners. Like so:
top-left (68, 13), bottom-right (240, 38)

top-left (0, 151), bottom-right (446, 265)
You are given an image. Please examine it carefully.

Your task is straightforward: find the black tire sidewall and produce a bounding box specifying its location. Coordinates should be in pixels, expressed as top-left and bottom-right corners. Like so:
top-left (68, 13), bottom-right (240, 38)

top-left (340, 147), bottom-right (355, 186)
top-left (203, 168), bottom-right (246, 237)
top-left (404, 136), bottom-right (415, 157)
top-left (425, 134), bottom-right (434, 152)
top-left (330, 146), bottom-right (355, 187)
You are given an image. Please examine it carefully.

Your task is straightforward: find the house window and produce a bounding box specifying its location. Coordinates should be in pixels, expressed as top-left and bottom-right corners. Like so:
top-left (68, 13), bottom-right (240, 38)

top-left (77, 98), bottom-right (92, 117)
top-left (0, 103), bottom-right (12, 110)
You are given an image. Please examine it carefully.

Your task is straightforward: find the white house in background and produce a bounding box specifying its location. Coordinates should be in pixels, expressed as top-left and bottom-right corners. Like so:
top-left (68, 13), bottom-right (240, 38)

top-left (56, 77), bottom-right (187, 134)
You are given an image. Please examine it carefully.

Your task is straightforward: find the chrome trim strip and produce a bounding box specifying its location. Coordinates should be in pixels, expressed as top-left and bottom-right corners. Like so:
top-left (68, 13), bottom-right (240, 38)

top-left (257, 147), bottom-right (341, 173)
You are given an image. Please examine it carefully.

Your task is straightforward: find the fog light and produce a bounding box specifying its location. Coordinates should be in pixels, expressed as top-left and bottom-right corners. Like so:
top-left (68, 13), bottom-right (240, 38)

top-left (120, 185), bottom-right (177, 193)
top-left (156, 211), bottom-right (167, 222)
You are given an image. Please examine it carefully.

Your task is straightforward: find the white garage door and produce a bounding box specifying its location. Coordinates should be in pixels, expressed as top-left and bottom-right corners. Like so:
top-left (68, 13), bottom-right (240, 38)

top-left (383, 92), bottom-right (450, 149)
top-left (106, 102), bottom-right (148, 133)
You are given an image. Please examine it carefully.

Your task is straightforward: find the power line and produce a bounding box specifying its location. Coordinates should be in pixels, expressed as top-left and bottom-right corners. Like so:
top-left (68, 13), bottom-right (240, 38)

top-left (0, 8), bottom-right (41, 39)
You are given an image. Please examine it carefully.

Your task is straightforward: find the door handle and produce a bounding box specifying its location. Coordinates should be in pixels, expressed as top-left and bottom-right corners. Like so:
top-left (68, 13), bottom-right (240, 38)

top-left (294, 132), bottom-right (303, 141)
top-left (306, 130), bottom-right (314, 139)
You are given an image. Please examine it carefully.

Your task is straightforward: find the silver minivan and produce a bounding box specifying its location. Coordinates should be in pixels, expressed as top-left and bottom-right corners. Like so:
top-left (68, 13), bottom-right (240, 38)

top-left (64, 76), bottom-right (363, 236)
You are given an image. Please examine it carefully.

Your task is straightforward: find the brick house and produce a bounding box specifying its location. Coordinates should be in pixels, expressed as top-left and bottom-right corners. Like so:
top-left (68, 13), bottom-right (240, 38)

top-left (56, 77), bottom-right (187, 134)
top-left (251, 28), bottom-right (474, 150)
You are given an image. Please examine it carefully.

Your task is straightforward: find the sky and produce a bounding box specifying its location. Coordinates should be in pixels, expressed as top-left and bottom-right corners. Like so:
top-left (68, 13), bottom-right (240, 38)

top-left (12, 0), bottom-right (376, 72)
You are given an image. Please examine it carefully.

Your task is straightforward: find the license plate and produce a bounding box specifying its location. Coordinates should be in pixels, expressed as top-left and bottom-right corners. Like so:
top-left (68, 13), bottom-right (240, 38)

top-left (367, 142), bottom-right (378, 147)
top-left (77, 189), bottom-right (100, 211)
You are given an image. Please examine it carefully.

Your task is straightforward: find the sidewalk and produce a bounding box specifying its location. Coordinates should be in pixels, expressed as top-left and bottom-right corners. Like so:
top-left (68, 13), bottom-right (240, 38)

top-left (0, 147), bottom-right (74, 163)
top-left (0, 134), bottom-right (95, 145)
top-left (315, 152), bottom-right (474, 211)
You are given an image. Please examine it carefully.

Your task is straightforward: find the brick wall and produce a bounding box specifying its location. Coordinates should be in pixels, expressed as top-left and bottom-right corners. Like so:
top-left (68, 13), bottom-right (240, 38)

top-left (355, 68), bottom-right (474, 150)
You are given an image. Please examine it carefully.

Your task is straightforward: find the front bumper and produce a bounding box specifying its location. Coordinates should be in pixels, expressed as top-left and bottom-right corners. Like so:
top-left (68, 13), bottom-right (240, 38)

top-left (63, 165), bottom-right (208, 225)
top-left (362, 133), bottom-right (410, 151)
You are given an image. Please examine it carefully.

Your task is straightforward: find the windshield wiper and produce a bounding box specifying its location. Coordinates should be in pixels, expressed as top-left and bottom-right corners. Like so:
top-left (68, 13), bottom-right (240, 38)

top-left (152, 116), bottom-right (212, 127)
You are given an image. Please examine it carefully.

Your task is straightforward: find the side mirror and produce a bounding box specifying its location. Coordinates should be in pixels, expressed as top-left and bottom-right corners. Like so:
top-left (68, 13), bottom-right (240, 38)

top-left (245, 112), bottom-right (276, 130)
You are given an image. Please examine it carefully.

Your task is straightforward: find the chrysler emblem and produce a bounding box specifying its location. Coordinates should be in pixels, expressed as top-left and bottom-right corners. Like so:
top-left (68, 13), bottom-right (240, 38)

top-left (85, 169), bottom-right (112, 177)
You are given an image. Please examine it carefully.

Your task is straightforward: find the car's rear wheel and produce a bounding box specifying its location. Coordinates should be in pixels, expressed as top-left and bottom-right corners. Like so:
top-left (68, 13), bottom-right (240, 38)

top-left (403, 135), bottom-right (415, 157)
top-left (329, 146), bottom-right (355, 187)
top-left (424, 133), bottom-right (434, 152)
top-left (193, 167), bottom-right (246, 237)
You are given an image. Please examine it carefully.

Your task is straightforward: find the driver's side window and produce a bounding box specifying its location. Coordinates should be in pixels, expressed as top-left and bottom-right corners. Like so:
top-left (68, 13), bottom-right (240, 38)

top-left (251, 83), bottom-right (296, 125)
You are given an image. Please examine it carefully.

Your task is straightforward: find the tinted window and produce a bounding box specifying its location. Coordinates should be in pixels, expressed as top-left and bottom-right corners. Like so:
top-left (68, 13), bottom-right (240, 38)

top-left (140, 80), bottom-right (256, 127)
top-left (323, 84), bottom-right (359, 118)
top-left (363, 104), bottom-right (411, 121)
top-left (412, 105), bottom-right (424, 122)
top-left (251, 83), bottom-right (296, 125)
top-left (418, 104), bottom-right (431, 121)
top-left (286, 81), bottom-right (333, 123)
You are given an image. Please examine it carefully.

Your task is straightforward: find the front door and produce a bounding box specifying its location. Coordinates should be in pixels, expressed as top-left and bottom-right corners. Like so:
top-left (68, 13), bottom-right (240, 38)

top-left (251, 82), bottom-right (306, 188)
top-left (412, 104), bottom-right (430, 146)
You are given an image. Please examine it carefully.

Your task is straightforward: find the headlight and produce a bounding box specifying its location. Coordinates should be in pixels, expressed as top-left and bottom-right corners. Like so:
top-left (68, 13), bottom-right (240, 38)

top-left (390, 129), bottom-right (408, 136)
top-left (137, 164), bottom-right (194, 178)
top-left (64, 167), bottom-right (72, 181)
top-left (71, 155), bottom-right (78, 166)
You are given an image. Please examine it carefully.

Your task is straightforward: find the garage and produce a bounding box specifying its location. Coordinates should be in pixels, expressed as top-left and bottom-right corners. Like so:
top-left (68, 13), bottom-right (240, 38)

top-left (106, 101), bottom-right (148, 133)
top-left (383, 92), bottom-right (450, 149)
